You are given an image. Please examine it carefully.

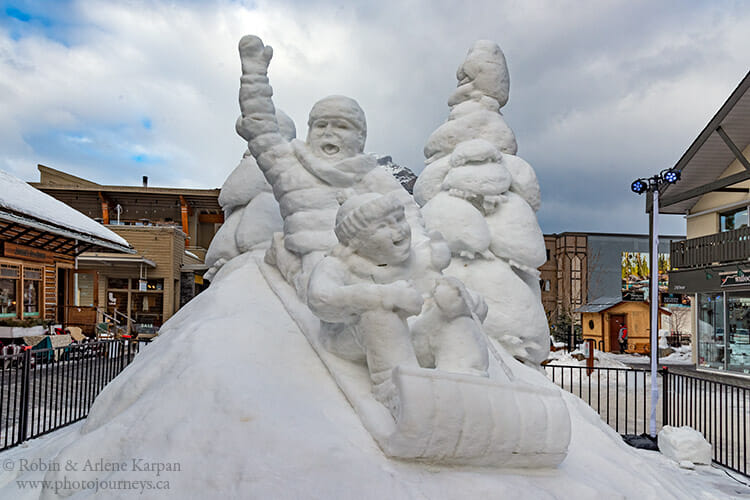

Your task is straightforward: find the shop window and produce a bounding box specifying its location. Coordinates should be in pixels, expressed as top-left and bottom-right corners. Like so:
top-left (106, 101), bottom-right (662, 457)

top-left (0, 264), bottom-right (19, 319)
top-left (22, 267), bottom-right (42, 318)
top-left (107, 278), bottom-right (130, 289)
top-left (720, 207), bottom-right (749, 232)
top-left (131, 278), bottom-right (163, 291)
top-left (132, 292), bottom-right (163, 327)
top-left (726, 292), bottom-right (750, 374)
top-left (697, 293), bottom-right (725, 370)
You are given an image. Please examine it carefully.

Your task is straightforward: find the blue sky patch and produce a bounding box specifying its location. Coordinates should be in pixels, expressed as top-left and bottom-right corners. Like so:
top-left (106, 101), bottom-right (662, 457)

top-left (2, 1), bottom-right (76, 45)
top-left (131, 153), bottom-right (163, 164)
top-left (5, 6), bottom-right (32, 22)
top-left (141, 118), bottom-right (152, 130)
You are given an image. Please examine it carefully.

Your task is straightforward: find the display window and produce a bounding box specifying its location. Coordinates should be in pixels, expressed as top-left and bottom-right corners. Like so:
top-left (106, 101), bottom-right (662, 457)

top-left (697, 292), bottom-right (724, 370)
top-left (22, 267), bottom-right (43, 318)
top-left (726, 292), bottom-right (750, 374)
top-left (0, 262), bottom-right (44, 320)
top-left (0, 264), bottom-right (19, 318)
top-left (105, 277), bottom-right (164, 329)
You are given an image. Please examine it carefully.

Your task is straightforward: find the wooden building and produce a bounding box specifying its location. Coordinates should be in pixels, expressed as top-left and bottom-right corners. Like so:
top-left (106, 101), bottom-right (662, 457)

top-left (0, 170), bottom-right (133, 330)
top-left (31, 165), bottom-right (221, 333)
top-left (576, 296), bottom-right (671, 353)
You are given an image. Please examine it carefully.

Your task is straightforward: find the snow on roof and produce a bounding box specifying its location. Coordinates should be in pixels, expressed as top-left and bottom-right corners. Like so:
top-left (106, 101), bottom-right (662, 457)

top-left (0, 169), bottom-right (130, 249)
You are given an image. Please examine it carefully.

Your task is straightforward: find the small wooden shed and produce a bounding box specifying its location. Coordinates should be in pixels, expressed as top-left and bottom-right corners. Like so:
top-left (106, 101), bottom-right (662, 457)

top-left (576, 296), bottom-right (671, 353)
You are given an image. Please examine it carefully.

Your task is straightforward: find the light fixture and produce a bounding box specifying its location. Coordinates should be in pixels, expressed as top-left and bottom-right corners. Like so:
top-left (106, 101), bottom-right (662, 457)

top-left (631, 179), bottom-right (648, 194)
top-left (662, 169), bottom-right (681, 184)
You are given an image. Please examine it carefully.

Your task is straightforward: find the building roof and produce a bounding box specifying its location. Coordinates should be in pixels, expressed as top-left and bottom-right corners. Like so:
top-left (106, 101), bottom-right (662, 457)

top-left (575, 296), bottom-right (623, 313)
top-left (658, 71), bottom-right (750, 215)
top-left (0, 169), bottom-right (133, 255)
top-left (31, 165), bottom-right (221, 218)
top-left (575, 296), bottom-right (673, 315)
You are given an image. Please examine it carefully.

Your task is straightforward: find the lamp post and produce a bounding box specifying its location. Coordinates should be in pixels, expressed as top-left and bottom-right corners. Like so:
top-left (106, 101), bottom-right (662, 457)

top-left (631, 168), bottom-right (681, 438)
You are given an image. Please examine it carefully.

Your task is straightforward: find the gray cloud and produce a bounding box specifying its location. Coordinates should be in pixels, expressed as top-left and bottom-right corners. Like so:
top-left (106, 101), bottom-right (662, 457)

top-left (0, 0), bottom-right (747, 237)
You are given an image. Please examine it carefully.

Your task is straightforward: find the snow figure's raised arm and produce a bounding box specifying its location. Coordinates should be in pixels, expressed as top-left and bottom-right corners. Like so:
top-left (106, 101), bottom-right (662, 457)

top-left (236, 35), bottom-right (286, 153)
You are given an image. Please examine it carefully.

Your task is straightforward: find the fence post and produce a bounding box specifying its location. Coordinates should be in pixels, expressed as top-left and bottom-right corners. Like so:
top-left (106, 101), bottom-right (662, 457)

top-left (127, 339), bottom-right (132, 364)
top-left (17, 347), bottom-right (32, 444)
top-left (660, 366), bottom-right (669, 429)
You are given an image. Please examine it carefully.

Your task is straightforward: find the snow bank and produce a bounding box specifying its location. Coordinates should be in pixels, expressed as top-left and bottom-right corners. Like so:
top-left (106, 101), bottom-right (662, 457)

top-left (0, 252), bottom-right (743, 499)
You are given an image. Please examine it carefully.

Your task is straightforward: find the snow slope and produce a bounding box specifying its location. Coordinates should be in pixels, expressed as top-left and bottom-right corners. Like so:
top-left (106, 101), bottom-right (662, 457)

top-left (0, 251), bottom-right (746, 499)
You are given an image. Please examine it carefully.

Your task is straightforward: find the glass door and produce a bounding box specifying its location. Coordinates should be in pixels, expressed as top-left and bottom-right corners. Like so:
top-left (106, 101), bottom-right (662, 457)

top-left (726, 291), bottom-right (750, 375)
top-left (72, 270), bottom-right (98, 307)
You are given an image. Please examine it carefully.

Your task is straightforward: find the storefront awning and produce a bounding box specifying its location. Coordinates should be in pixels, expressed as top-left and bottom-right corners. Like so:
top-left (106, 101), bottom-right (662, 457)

top-left (77, 253), bottom-right (156, 268)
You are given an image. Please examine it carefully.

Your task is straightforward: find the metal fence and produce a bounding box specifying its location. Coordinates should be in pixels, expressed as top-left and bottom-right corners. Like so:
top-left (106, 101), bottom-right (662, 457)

top-left (0, 339), bottom-right (140, 451)
top-left (546, 365), bottom-right (660, 436)
top-left (547, 364), bottom-right (749, 477)
top-left (662, 368), bottom-right (748, 477)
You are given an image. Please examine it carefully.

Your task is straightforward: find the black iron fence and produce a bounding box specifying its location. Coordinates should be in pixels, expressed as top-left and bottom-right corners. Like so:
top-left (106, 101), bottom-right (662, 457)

top-left (0, 339), bottom-right (140, 451)
top-left (547, 364), bottom-right (749, 477)
top-left (546, 365), bottom-right (659, 436)
top-left (662, 368), bottom-right (748, 477)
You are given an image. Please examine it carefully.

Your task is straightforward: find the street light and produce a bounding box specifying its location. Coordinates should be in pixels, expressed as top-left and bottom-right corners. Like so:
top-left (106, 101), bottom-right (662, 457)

top-left (630, 168), bottom-right (681, 438)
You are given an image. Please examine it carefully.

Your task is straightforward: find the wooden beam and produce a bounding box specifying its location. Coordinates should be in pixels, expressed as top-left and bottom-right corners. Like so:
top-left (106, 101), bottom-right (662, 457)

top-left (198, 213), bottom-right (224, 224)
top-left (716, 126), bottom-right (750, 171)
top-left (179, 195), bottom-right (190, 245)
top-left (98, 192), bottom-right (110, 225)
top-left (660, 169), bottom-right (750, 208)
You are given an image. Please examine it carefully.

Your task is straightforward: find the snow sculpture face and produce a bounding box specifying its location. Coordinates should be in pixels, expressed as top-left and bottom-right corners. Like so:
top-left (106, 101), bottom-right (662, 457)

top-left (306, 95), bottom-right (366, 162)
top-left (449, 40), bottom-right (510, 107)
top-left (357, 211), bottom-right (411, 265)
top-left (335, 193), bottom-right (412, 266)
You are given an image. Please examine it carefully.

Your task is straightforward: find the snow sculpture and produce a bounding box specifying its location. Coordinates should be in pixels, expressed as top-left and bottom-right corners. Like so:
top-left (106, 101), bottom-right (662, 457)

top-left (234, 34), bottom-right (571, 468)
top-left (413, 40), bottom-right (549, 366)
top-left (235, 35), bottom-right (423, 298)
top-left (308, 193), bottom-right (489, 411)
top-left (204, 111), bottom-right (295, 280)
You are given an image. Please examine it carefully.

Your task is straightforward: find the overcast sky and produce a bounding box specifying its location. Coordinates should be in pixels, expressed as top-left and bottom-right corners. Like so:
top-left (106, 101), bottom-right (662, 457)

top-left (1, 0), bottom-right (749, 235)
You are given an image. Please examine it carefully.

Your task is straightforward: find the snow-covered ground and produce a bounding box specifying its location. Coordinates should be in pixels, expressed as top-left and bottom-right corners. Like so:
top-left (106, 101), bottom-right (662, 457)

top-left (547, 345), bottom-right (694, 367)
top-left (0, 252), bottom-right (747, 499)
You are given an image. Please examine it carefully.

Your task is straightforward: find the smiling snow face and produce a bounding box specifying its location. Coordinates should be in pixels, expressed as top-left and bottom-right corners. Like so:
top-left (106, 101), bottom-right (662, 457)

top-left (335, 193), bottom-right (413, 266)
top-left (356, 211), bottom-right (412, 266)
top-left (306, 95), bottom-right (366, 162)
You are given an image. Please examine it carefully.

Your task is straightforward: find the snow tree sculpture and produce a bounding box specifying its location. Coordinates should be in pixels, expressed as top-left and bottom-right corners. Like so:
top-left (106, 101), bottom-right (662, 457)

top-left (413, 40), bottom-right (550, 367)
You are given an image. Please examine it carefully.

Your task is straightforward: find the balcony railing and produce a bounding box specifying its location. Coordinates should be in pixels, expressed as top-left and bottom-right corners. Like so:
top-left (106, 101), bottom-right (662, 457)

top-left (671, 226), bottom-right (750, 270)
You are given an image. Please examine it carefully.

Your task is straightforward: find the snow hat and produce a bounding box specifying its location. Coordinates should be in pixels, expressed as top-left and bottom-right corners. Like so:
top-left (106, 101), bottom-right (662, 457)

top-left (308, 95), bottom-right (367, 135)
top-left (335, 193), bottom-right (403, 246)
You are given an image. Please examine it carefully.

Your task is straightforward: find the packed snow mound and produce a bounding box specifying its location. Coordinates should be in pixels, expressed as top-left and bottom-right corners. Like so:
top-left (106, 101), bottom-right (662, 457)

top-left (658, 426), bottom-right (712, 466)
top-left (0, 251), bottom-right (737, 499)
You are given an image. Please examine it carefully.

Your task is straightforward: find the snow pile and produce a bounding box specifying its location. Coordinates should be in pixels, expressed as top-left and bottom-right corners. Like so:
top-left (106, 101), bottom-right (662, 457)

top-left (0, 169), bottom-right (128, 248)
top-left (658, 426), bottom-right (712, 466)
top-left (546, 349), bottom-right (631, 370)
top-left (660, 345), bottom-right (693, 364)
top-left (0, 252), bottom-right (745, 499)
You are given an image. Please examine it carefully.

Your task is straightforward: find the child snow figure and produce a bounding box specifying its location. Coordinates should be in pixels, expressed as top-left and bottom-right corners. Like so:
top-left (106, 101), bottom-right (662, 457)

top-left (307, 193), bottom-right (489, 410)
